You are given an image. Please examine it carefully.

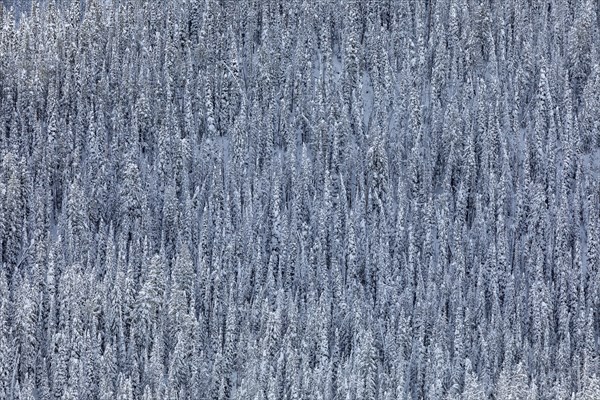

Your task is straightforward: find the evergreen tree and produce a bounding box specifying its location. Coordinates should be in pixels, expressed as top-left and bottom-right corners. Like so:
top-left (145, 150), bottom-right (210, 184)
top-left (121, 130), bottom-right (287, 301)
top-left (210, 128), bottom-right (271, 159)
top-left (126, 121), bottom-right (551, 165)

top-left (0, 1), bottom-right (596, 398)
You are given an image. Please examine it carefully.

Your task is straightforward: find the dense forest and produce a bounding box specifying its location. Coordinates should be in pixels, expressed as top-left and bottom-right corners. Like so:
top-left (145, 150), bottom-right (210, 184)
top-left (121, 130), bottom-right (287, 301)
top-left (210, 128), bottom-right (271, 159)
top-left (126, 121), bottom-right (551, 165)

top-left (1, 0), bottom-right (600, 398)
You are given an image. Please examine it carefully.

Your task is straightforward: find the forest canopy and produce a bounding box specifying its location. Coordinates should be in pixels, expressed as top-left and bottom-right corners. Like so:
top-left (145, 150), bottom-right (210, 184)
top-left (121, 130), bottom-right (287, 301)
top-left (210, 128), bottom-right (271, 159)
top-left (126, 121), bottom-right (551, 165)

top-left (0, 0), bottom-right (600, 399)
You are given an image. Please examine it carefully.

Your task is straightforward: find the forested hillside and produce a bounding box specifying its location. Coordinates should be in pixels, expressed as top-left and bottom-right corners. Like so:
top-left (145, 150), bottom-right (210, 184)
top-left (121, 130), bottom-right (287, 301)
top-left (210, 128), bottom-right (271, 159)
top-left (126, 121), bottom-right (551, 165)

top-left (1, 0), bottom-right (600, 399)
